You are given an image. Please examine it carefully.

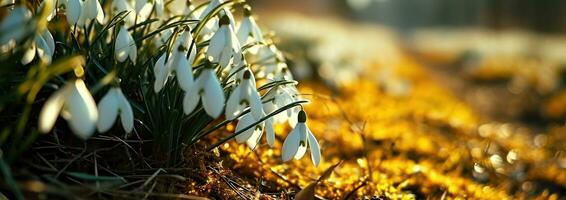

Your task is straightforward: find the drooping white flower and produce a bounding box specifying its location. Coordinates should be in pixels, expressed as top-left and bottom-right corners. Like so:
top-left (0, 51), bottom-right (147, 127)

top-left (82, 0), bottom-right (105, 24)
top-left (111, 0), bottom-right (135, 25)
top-left (97, 87), bottom-right (134, 133)
top-left (263, 85), bottom-right (299, 126)
top-left (167, 0), bottom-right (197, 19)
top-left (22, 29), bottom-right (55, 64)
top-left (206, 15), bottom-right (239, 69)
top-left (154, 0), bottom-right (164, 17)
top-left (153, 29), bottom-right (197, 92)
top-left (0, 6), bottom-right (32, 47)
top-left (153, 53), bottom-right (170, 92)
top-left (253, 45), bottom-right (286, 79)
top-left (134, 0), bottom-right (153, 20)
top-left (114, 25), bottom-right (137, 64)
top-left (281, 110), bottom-right (321, 166)
top-left (234, 112), bottom-right (275, 149)
top-left (65, 0), bottom-right (82, 26)
top-left (236, 6), bottom-right (264, 54)
top-left (183, 66), bottom-right (225, 118)
top-left (39, 79), bottom-right (98, 140)
top-left (169, 45), bottom-right (195, 91)
top-left (225, 70), bottom-right (263, 120)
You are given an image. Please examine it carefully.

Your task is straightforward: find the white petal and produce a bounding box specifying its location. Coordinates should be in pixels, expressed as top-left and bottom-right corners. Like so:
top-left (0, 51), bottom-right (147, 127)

top-left (0, 6), bottom-right (31, 45)
top-left (183, 84), bottom-right (200, 115)
top-left (225, 85), bottom-right (241, 120)
top-left (201, 69), bottom-right (225, 118)
top-left (174, 54), bottom-right (194, 91)
top-left (84, 0), bottom-right (98, 20)
top-left (21, 43), bottom-right (36, 64)
top-left (38, 84), bottom-right (70, 133)
top-left (251, 20), bottom-right (264, 42)
top-left (236, 17), bottom-right (252, 44)
top-left (155, 0), bottom-right (164, 16)
top-left (116, 88), bottom-right (134, 133)
top-left (65, 80), bottom-right (98, 140)
top-left (293, 123), bottom-right (308, 160)
top-left (265, 118), bottom-right (275, 147)
top-left (307, 126), bottom-right (321, 166)
top-left (36, 34), bottom-right (53, 64)
top-left (281, 125), bottom-right (300, 162)
top-left (127, 33), bottom-right (137, 64)
top-left (234, 113), bottom-right (254, 143)
top-left (206, 26), bottom-right (227, 62)
top-left (114, 26), bottom-right (129, 62)
top-left (198, 0), bottom-right (221, 20)
top-left (95, 0), bottom-right (105, 23)
top-left (41, 30), bottom-right (55, 57)
top-left (153, 53), bottom-right (169, 92)
top-left (246, 125), bottom-right (263, 150)
top-left (249, 89), bottom-right (263, 121)
top-left (66, 0), bottom-right (82, 25)
top-left (76, 0), bottom-right (88, 26)
top-left (96, 89), bottom-right (119, 132)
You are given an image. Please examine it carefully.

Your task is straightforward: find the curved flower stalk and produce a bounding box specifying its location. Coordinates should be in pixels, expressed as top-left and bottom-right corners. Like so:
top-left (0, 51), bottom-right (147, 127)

top-left (234, 112), bottom-right (275, 149)
top-left (206, 15), bottom-right (240, 69)
top-left (183, 64), bottom-right (225, 118)
top-left (225, 70), bottom-right (263, 120)
top-left (115, 25), bottom-right (137, 64)
top-left (97, 87), bottom-right (134, 133)
top-left (154, 29), bottom-right (197, 92)
top-left (39, 79), bottom-right (98, 140)
top-left (237, 6), bottom-right (263, 54)
top-left (0, 6), bottom-right (32, 48)
top-left (21, 29), bottom-right (55, 64)
top-left (282, 110), bottom-right (321, 166)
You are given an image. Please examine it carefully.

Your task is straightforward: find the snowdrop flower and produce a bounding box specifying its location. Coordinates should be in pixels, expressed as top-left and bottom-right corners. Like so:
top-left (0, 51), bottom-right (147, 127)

top-left (237, 6), bottom-right (263, 54)
top-left (206, 15), bottom-right (239, 69)
top-left (115, 25), bottom-right (137, 64)
top-left (198, 0), bottom-right (237, 36)
top-left (154, 0), bottom-right (165, 17)
top-left (183, 62), bottom-right (225, 118)
top-left (225, 70), bottom-right (263, 120)
top-left (281, 110), bottom-right (321, 166)
top-left (134, 0), bottom-right (153, 20)
top-left (235, 112), bottom-right (275, 149)
top-left (22, 29), bottom-right (55, 64)
top-left (167, 0), bottom-right (197, 20)
top-left (97, 87), bottom-right (134, 133)
top-left (112, 0), bottom-right (135, 25)
top-left (65, 0), bottom-right (82, 26)
top-left (0, 6), bottom-right (32, 47)
top-left (153, 29), bottom-right (197, 92)
top-left (263, 85), bottom-right (299, 125)
top-left (39, 79), bottom-right (98, 140)
top-left (82, 0), bottom-right (105, 24)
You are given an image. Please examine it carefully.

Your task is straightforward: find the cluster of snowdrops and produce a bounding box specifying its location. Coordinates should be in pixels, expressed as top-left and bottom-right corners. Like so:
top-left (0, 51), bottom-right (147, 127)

top-left (0, 0), bottom-right (321, 166)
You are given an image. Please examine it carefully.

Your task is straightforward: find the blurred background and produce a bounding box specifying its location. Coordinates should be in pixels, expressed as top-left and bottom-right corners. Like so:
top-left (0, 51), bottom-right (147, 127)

top-left (253, 0), bottom-right (566, 33)
top-left (223, 1), bottom-right (566, 198)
